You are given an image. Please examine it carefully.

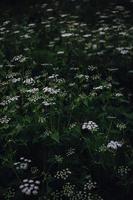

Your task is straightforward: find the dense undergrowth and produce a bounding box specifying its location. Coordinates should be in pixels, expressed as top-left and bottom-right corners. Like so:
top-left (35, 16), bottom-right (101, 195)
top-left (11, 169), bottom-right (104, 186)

top-left (0, 0), bottom-right (133, 199)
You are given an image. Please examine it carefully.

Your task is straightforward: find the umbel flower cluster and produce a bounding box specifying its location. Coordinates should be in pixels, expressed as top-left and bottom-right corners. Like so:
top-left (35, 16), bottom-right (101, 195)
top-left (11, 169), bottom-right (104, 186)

top-left (84, 180), bottom-right (97, 191)
top-left (82, 121), bottom-right (98, 131)
top-left (63, 182), bottom-right (75, 197)
top-left (14, 157), bottom-right (31, 170)
top-left (51, 175), bottom-right (103, 200)
top-left (19, 179), bottom-right (40, 195)
top-left (107, 140), bottom-right (123, 150)
top-left (54, 168), bottom-right (72, 180)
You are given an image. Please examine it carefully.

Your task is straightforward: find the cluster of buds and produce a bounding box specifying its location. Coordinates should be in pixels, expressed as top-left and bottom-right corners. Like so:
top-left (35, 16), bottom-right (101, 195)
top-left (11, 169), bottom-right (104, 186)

top-left (14, 157), bottom-right (31, 170)
top-left (63, 182), bottom-right (75, 197)
top-left (19, 179), bottom-right (40, 195)
top-left (98, 144), bottom-right (107, 152)
top-left (82, 121), bottom-right (98, 132)
top-left (117, 166), bottom-right (131, 177)
top-left (84, 180), bottom-right (97, 191)
top-left (54, 168), bottom-right (71, 180)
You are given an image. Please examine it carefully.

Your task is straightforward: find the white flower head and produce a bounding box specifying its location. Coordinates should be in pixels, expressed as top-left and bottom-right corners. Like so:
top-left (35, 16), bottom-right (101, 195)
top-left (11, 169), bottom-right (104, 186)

top-left (19, 179), bottom-right (40, 195)
top-left (107, 140), bottom-right (123, 150)
top-left (82, 121), bottom-right (98, 132)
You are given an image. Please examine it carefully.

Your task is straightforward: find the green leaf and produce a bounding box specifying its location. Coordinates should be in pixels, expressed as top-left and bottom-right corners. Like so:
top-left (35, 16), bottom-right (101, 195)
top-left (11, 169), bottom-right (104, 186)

top-left (50, 131), bottom-right (60, 143)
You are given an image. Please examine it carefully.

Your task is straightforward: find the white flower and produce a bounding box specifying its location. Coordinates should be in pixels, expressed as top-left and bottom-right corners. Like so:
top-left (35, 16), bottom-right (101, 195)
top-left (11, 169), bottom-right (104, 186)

top-left (43, 87), bottom-right (60, 95)
top-left (19, 185), bottom-right (24, 189)
top-left (19, 179), bottom-right (40, 195)
top-left (23, 179), bottom-right (28, 183)
top-left (57, 51), bottom-right (64, 55)
top-left (26, 88), bottom-right (39, 94)
top-left (14, 157), bottom-right (31, 170)
top-left (32, 190), bottom-right (38, 195)
top-left (93, 83), bottom-right (111, 90)
top-left (23, 78), bottom-right (35, 85)
top-left (11, 78), bottom-right (21, 83)
top-left (25, 189), bottom-right (32, 195)
top-left (0, 96), bottom-right (19, 106)
top-left (35, 181), bottom-right (40, 184)
top-left (42, 99), bottom-right (56, 106)
top-left (61, 33), bottom-right (73, 37)
top-left (12, 55), bottom-right (27, 63)
top-left (115, 93), bottom-right (123, 97)
top-left (82, 121), bottom-right (98, 131)
top-left (107, 141), bottom-right (123, 150)
top-left (93, 86), bottom-right (104, 90)
top-left (0, 116), bottom-right (11, 124)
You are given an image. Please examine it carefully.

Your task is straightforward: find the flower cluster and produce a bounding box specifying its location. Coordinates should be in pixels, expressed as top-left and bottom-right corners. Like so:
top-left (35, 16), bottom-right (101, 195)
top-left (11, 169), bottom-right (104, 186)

top-left (26, 88), bottom-right (39, 94)
top-left (12, 54), bottom-right (27, 63)
top-left (82, 121), bottom-right (98, 131)
top-left (107, 140), bottom-right (123, 150)
top-left (19, 179), bottom-right (40, 195)
top-left (43, 86), bottom-right (60, 95)
top-left (115, 93), bottom-right (123, 97)
top-left (0, 96), bottom-right (19, 106)
top-left (98, 144), bottom-right (107, 152)
top-left (14, 157), bottom-right (31, 170)
top-left (54, 168), bottom-right (71, 180)
top-left (117, 166), bottom-right (131, 177)
top-left (11, 77), bottom-right (21, 83)
top-left (70, 190), bottom-right (103, 200)
top-left (23, 78), bottom-right (35, 85)
top-left (0, 116), bottom-right (11, 124)
top-left (42, 99), bottom-right (56, 106)
top-left (63, 182), bottom-right (75, 197)
top-left (93, 83), bottom-right (112, 90)
top-left (116, 123), bottom-right (126, 130)
top-left (84, 180), bottom-right (97, 191)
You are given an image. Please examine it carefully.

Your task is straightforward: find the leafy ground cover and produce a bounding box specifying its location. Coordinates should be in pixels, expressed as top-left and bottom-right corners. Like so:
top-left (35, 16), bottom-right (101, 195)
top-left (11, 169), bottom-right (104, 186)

top-left (0, 0), bottom-right (133, 199)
